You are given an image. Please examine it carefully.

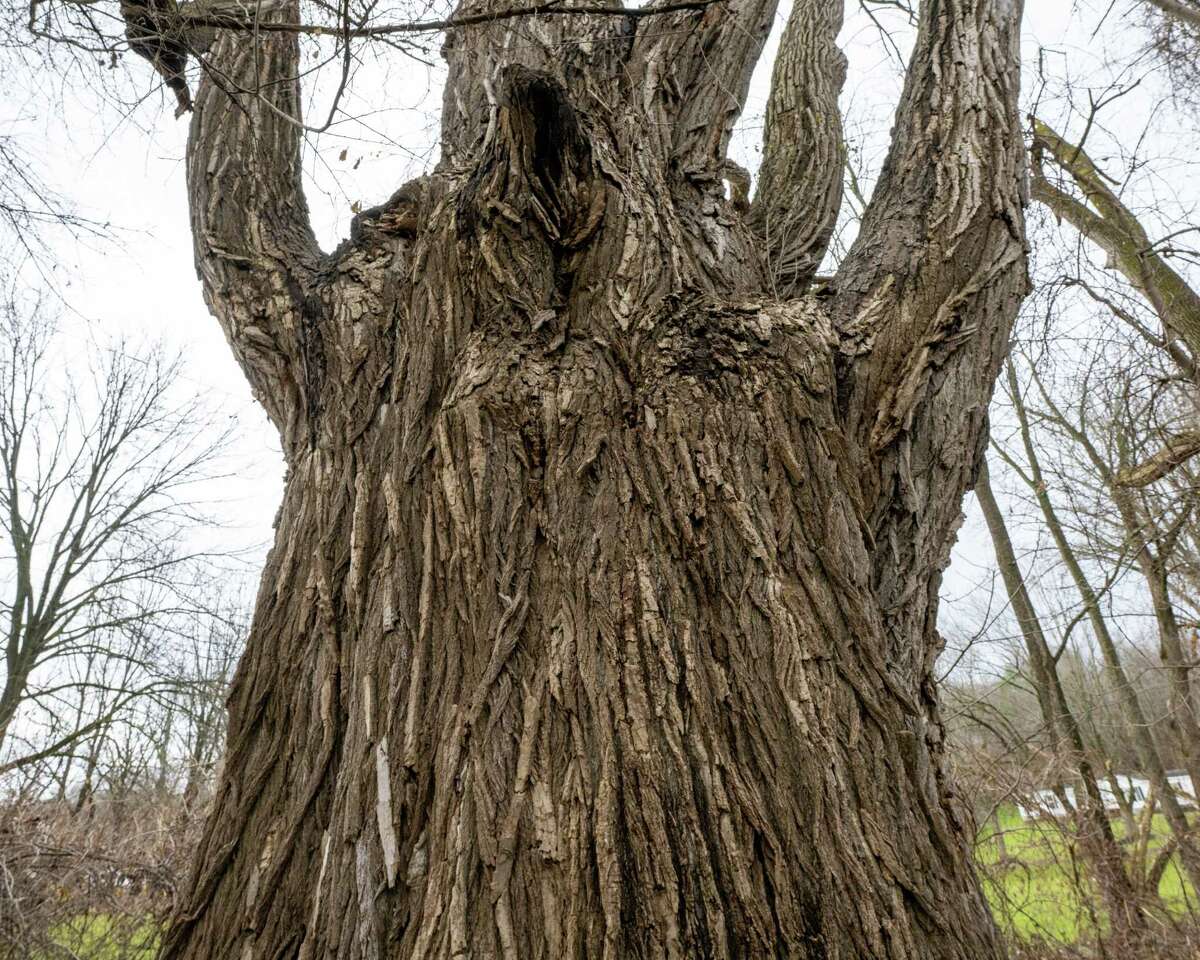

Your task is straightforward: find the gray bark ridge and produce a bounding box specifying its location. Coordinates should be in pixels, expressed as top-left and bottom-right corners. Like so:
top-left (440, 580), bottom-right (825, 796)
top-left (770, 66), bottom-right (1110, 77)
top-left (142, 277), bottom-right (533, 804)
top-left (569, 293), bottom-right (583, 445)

top-left (165, 2), bottom-right (1029, 958)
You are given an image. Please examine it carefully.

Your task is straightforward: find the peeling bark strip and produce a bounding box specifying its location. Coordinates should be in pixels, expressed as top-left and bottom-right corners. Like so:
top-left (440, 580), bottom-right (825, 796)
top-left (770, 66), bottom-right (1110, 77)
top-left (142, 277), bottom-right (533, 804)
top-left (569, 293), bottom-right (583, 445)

top-left (164, 1), bottom-right (1028, 958)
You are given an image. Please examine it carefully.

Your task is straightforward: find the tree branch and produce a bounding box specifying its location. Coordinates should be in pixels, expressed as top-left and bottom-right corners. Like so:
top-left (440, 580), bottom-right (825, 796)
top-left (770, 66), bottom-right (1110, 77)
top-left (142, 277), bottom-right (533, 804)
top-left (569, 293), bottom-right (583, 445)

top-left (176, 0), bottom-right (721, 38)
top-left (825, 0), bottom-right (1028, 661)
top-left (627, 0), bottom-right (780, 171)
top-left (1144, 0), bottom-right (1200, 30)
top-left (1115, 428), bottom-right (1200, 487)
top-left (187, 1), bottom-right (323, 451)
top-left (1031, 118), bottom-right (1200, 369)
top-left (750, 0), bottom-right (846, 296)
top-left (833, 0), bottom-right (1027, 451)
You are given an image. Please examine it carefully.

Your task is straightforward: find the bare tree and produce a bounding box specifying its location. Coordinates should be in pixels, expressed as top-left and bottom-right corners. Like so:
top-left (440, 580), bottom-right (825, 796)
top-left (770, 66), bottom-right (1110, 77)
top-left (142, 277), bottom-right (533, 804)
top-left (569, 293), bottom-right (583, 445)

top-left (995, 358), bottom-right (1200, 891)
top-left (1030, 119), bottom-right (1200, 483)
top-left (1020, 356), bottom-right (1200, 802)
top-left (0, 299), bottom-right (228, 778)
top-left (1142, 0), bottom-right (1200, 118)
top-left (1145, 0), bottom-right (1200, 28)
top-left (975, 455), bottom-right (1150, 938)
top-left (150, 587), bottom-right (246, 808)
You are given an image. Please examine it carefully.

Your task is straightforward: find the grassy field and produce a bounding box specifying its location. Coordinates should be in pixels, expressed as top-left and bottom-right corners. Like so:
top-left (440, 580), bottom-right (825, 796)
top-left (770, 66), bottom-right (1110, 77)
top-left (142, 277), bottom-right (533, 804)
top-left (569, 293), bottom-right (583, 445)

top-left (43, 807), bottom-right (1194, 957)
top-left (977, 804), bottom-right (1195, 943)
top-left (49, 914), bottom-right (159, 960)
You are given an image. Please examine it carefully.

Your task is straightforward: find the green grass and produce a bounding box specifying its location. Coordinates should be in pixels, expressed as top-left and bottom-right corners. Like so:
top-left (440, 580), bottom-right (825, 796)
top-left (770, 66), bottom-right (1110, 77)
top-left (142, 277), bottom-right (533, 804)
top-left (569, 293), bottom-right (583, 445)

top-left (35, 808), bottom-right (1196, 956)
top-left (976, 804), bottom-right (1196, 943)
top-left (49, 913), bottom-right (160, 960)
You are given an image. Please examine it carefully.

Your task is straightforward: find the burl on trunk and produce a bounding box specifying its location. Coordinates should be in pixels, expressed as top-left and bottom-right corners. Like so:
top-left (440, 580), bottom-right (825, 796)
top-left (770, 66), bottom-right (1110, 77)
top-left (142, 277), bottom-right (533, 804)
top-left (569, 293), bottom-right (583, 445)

top-left (164, 1), bottom-right (1028, 957)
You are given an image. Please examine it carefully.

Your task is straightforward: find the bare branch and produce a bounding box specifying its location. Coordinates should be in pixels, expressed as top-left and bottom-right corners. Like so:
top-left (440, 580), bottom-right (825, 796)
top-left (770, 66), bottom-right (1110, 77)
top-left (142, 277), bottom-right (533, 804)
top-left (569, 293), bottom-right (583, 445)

top-left (1144, 0), bottom-right (1200, 30)
top-left (1115, 428), bottom-right (1200, 487)
top-left (1031, 118), bottom-right (1200, 366)
top-left (177, 0), bottom-right (722, 37)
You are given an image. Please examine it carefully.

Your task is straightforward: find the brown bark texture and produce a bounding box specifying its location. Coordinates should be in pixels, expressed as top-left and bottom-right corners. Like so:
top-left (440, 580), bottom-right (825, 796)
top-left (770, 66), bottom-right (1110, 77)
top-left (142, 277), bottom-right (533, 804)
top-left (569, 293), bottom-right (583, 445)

top-left (163, 1), bottom-right (1029, 957)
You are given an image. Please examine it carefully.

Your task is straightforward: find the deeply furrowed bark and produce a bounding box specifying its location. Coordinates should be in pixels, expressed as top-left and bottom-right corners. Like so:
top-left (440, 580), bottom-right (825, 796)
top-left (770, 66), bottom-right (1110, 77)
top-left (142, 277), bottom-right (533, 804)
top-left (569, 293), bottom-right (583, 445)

top-left (750, 0), bottom-right (846, 295)
top-left (163, 2), bottom-right (1028, 957)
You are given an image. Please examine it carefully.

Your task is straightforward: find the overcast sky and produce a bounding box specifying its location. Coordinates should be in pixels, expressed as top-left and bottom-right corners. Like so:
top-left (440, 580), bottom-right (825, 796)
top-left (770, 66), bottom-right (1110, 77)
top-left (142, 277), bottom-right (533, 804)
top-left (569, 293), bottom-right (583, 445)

top-left (4, 0), bottom-right (1191, 664)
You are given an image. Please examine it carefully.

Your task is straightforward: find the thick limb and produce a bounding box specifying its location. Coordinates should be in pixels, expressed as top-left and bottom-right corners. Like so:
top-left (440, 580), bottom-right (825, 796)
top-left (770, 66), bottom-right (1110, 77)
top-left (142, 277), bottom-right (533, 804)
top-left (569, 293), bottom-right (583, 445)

top-left (1117, 428), bottom-right (1200, 486)
top-left (750, 0), bottom-right (846, 296)
top-left (165, 24), bottom-right (333, 952)
top-left (187, 1), bottom-right (323, 451)
top-left (830, 0), bottom-right (1029, 681)
top-left (629, 0), bottom-right (780, 170)
top-left (439, 0), bottom-right (784, 178)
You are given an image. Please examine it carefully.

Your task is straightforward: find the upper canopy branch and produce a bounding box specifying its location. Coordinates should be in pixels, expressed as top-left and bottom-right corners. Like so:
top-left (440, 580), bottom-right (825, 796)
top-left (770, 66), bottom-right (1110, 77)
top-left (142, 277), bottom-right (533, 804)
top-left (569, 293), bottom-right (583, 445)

top-left (1145, 0), bottom-right (1200, 30)
top-left (627, 0), bottom-right (781, 170)
top-left (172, 0), bottom-right (721, 38)
top-left (1115, 428), bottom-right (1200, 487)
top-left (187, 0), bottom-right (323, 452)
top-left (832, 0), bottom-right (1027, 454)
top-left (750, 0), bottom-right (846, 296)
top-left (825, 0), bottom-right (1028, 664)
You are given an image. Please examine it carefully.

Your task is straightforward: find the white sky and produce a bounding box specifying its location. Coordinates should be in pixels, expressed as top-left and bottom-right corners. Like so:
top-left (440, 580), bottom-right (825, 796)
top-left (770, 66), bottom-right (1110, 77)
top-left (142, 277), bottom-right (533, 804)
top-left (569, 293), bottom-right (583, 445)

top-left (4, 0), bottom-right (1192, 662)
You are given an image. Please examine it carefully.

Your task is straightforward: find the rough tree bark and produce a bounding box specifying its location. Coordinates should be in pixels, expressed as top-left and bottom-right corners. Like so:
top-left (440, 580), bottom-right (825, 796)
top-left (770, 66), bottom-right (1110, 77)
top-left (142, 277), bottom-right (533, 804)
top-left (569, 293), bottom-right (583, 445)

top-left (163, 1), bottom-right (1028, 957)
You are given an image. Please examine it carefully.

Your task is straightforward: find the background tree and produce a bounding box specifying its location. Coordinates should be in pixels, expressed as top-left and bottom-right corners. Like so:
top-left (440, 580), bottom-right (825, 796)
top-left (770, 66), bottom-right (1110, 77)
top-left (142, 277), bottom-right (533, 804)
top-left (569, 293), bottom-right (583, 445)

top-left (975, 454), bottom-right (1149, 939)
top-left (1018, 355), bottom-right (1200, 800)
top-left (1029, 119), bottom-right (1200, 484)
top-left (0, 297), bottom-right (228, 777)
top-left (1143, 0), bottom-right (1200, 112)
top-left (993, 358), bottom-right (1200, 888)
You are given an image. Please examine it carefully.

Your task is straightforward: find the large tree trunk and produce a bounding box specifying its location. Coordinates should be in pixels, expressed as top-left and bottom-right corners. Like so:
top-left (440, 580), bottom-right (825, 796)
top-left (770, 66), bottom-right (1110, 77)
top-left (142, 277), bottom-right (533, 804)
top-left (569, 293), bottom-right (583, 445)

top-left (163, 1), bottom-right (1028, 957)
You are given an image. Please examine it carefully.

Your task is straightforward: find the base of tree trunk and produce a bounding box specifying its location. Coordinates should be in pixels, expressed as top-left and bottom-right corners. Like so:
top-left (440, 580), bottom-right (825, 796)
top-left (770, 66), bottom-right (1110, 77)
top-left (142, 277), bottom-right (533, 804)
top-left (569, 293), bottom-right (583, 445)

top-left (165, 299), bottom-right (1002, 960)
